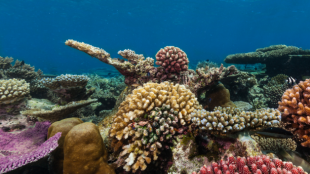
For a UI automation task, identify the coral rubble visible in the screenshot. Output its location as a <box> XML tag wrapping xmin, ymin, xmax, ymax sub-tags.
<box><xmin>278</xmin><ymin>78</ymin><xmax>310</xmax><ymax>148</ymax></box>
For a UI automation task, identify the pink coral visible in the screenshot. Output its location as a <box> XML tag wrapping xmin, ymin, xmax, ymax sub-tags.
<box><xmin>155</xmin><ymin>46</ymin><xmax>189</xmax><ymax>73</ymax></box>
<box><xmin>193</xmin><ymin>155</ymin><xmax>307</xmax><ymax>174</ymax></box>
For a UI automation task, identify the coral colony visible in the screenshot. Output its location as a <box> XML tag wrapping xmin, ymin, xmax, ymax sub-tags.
<box><xmin>0</xmin><ymin>43</ymin><xmax>310</xmax><ymax>174</ymax></box>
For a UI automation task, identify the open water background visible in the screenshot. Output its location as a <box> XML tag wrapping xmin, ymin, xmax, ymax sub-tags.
<box><xmin>0</xmin><ymin>0</ymin><xmax>309</xmax><ymax>74</ymax></box>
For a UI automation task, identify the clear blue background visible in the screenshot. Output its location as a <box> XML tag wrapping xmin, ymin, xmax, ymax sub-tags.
<box><xmin>0</xmin><ymin>0</ymin><xmax>309</xmax><ymax>74</ymax></box>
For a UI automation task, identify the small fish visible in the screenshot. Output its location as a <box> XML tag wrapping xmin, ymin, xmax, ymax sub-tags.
<box><xmin>20</xmin><ymin>60</ymin><xmax>25</xmax><ymax>66</ymax></box>
<box><xmin>255</xmin><ymin>67</ymin><xmax>257</xmax><ymax>70</ymax></box>
<box><xmin>206</xmin><ymin>59</ymin><xmax>209</xmax><ymax>62</ymax></box>
<box><xmin>131</xmin><ymin>83</ymin><xmax>140</xmax><ymax>87</ymax></box>
<box><xmin>108</xmin><ymin>73</ymin><xmax>111</xmax><ymax>75</ymax></box>
<box><xmin>277</xmin><ymin>149</ymin><xmax>310</xmax><ymax>172</ymax></box>
<box><xmin>286</xmin><ymin>76</ymin><xmax>296</xmax><ymax>85</ymax></box>
<box><xmin>147</xmin><ymin>72</ymin><xmax>150</xmax><ymax>77</ymax></box>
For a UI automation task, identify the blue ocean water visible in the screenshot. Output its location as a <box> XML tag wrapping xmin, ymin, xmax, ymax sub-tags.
<box><xmin>0</xmin><ymin>0</ymin><xmax>309</xmax><ymax>74</ymax></box>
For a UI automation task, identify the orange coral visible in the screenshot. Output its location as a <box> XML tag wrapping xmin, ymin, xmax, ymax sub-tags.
<box><xmin>278</xmin><ymin>79</ymin><xmax>310</xmax><ymax>147</ymax></box>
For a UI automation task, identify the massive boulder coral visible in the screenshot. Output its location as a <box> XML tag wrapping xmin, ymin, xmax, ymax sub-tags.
<box><xmin>278</xmin><ymin>78</ymin><xmax>310</xmax><ymax>148</ymax></box>
<box><xmin>191</xmin><ymin>106</ymin><xmax>281</xmax><ymax>134</ymax></box>
<box><xmin>109</xmin><ymin>82</ymin><xmax>201</xmax><ymax>172</ymax></box>
<box><xmin>0</xmin><ymin>78</ymin><xmax>30</xmax><ymax>104</ymax></box>
<box><xmin>224</xmin><ymin>45</ymin><xmax>310</xmax><ymax>77</ymax></box>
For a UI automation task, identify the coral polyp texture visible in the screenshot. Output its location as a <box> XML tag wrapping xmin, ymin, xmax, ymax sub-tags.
<box><xmin>155</xmin><ymin>46</ymin><xmax>189</xmax><ymax>73</ymax></box>
<box><xmin>40</xmin><ymin>74</ymin><xmax>89</xmax><ymax>90</ymax></box>
<box><xmin>278</xmin><ymin>78</ymin><xmax>310</xmax><ymax>148</ymax></box>
<box><xmin>191</xmin><ymin>106</ymin><xmax>281</xmax><ymax>134</ymax></box>
<box><xmin>109</xmin><ymin>82</ymin><xmax>201</xmax><ymax>172</ymax></box>
<box><xmin>0</xmin><ymin>78</ymin><xmax>30</xmax><ymax>104</ymax></box>
<box><xmin>251</xmin><ymin>135</ymin><xmax>297</xmax><ymax>152</ymax></box>
<box><xmin>192</xmin><ymin>155</ymin><xmax>307</xmax><ymax>174</ymax></box>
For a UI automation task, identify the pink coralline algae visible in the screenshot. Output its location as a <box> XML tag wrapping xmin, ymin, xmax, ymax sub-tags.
<box><xmin>192</xmin><ymin>155</ymin><xmax>307</xmax><ymax>174</ymax></box>
<box><xmin>155</xmin><ymin>46</ymin><xmax>189</xmax><ymax>73</ymax></box>
<box><xmin>0</xmin><ymin>121</ymin><xmax>61</xmax><ymax>173</ymax></box>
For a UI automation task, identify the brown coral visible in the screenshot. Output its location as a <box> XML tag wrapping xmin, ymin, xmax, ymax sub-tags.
<box><xmin>278</xmin><ymin>78</ymin><xmax>310</xmax><ymax>147</ymax></box>
<box><xmin>251</xmin><ymin>135</ymin><xmax>297</xmax><ymax>152</ymax></box>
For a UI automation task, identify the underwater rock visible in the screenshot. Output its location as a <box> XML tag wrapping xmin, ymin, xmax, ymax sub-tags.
<box><xmin>63</xmin><ymin>122</ymin><xmax>115</xmax><ymax>174</ymax></box>
<box><xmin>47</xmin><ymin>117</ymin><xmax>83</xmax><ymax>174</ymax></box>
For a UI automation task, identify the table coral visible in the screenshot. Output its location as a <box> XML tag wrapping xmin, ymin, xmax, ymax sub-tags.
<box><xmin>21</xmin><ymin>99</ymin><xmax>98</xmax><ymax>122</ymax></box>
<box><xmin>109</xmin><ymin>82</ymin><xmax>201</xmax><ymax>173</ymax></box>
<box><xmin>0</xmin><ymin>121</ymin><xmax>61</xmax><ymax>173</ymax></box>
<box><xmin>0</xmin><ymin>78</ymin><xmax>30</xmax><ymax>105</ymax></box>
<box><xmin>278</xmin><ymin>78</ymin><xmax>310</xmax><ymax>148</ymax></box>
<box><xmin>191</xmin><ymin>106</ymin><xmax>281</xmax><ymax>134</ymax></box>
<box><xmin>192</xmin><ymin>155</ymin><xmax>307</xmax><ymax>174</ymax></box>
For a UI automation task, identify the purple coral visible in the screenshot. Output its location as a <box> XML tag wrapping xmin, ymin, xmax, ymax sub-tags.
<box><xmin>0</xmin><ymin>121</ymin><xmax>61</xmax><ymax>173</ymax></box>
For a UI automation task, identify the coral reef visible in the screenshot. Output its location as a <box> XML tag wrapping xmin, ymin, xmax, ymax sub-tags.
<box><xmin>0</xmin><ymin>78</ymin><xmax>30</xmax><ymax>105</ymax></box>
<box><xmin>155</xmin><ymin>46</ymin><xmax>189</xmax><ymax>73</ymax></box>
<box><xmin>191</xmin><ymin>106</ymin><xmax>281</xmax><ymax>134</ymax></box>
<box><xmin>63</xmin><ymin>122</ymin><xmax>115</xmax><ymax>174</ymax></box>
<box><xmin>0</xmin><ymin>122</ymin><xmax>61</xmax><ymax>173</ymax></box>
<box><xmin>21</xmin><ymin>99</ymin><xmax>98</xmax><ymax>122</ymax></box>
<box><xmin>263</xmin><ymin>74</ymin><xmax>290</xmax><ymax>108</ymax></box>
<box><xmin>278</xmin><ymin>78</ymin><xmax>310</xmax><ymax>148</ymax></box>
<box><xmin>47</xmin><ymin>118</ymin><xmax>84</xmax><ymax>174</ymax></box>
<box><xmin>196</xmin><ymin>61</ymin><xmax>218</xmax><ymax>70</ymax></box>
<box><xmin>248</xmin><ymin>86</ymin><xmax>268</xmax><ymax>110</ymax></box>
<box><xmin>224</xmin><ymin>45</ymin><xmax>310</xmax><ymax>77</ymax></box>
<box><xmin>192</xmin><ymin>155</ymin><xmax>308</xmax><ymax>174</ymax></box>
<box><xmin>109</xmin><ymin>82</ymin><xmax>201</xmax><ymax>172</ymax></box>
<box><xmin>251</xmin><ymin>135</ymin><xmax>297</xmax><ymax>152</ymax></box>
<box><xmin>0</xmin><ymin>56</ymin><xmax>42</xmax><ymax>81</ymax></box>
<box><xmin>234</xmin><ymin>101</ymin><xmax>253</xmax><ymax>111</ymax></box>
<box><xmin>40</xmin><ymin>74</ymin><xmax>93</xmax><ymax>104</ymax></box>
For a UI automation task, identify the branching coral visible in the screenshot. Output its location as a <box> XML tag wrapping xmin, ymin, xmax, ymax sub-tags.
<box><xmin>0</xmin><ymin>79</ymin><xmax>30</xmax><ymax>105</ymax></box>
<box><xmin>191</xmin><ymin>106</ymin><xmax>281</xmax><ymax>134</ymax></box>
<box><xmin>187</xmin><ymin>64</ymin><xmax>238</xmax><ymax>95</ymax></box>
<box><xmin>155</xmin><ymin>46</ymin><xmax>189</xmax><ymax>73</ymax></box>
<box><xmin>109</xmin><ymin>82</ymin><xmax>201</xmax><ymax>172</ymax></box>
<box><xmin>278</xmin><ymin>78</ymin><xmax>310</xmax><ymax>148</ymax></box>
<box><xmin>251</xmin><ymin>135</ymin><xmax>297</xmax><ymax>152</ymax></box>
<box><xmin>0</xmin><ymin>56</ymin><xmax>42</xmax><ymax>81</ymax></box>
<box><xmin>192</xmin><ymin>155</ymin><xmax>307</xmax><ymax>174</ymax></box>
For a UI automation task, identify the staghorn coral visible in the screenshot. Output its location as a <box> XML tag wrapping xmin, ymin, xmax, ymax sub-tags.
<box><xmin>251</xmin><ymin>135</ymin><xmax>297</xmax><ymax>152</ymax></box>
<box><xmin>192</xmin><ymin>155</ymin><xmax>308</xmax><ymax>174</ymax></box>
<box><xmin>109</xmin><ymin>82</ymin><xmax>201</xmax><ymax>172</ymax></box>
<box><xmin>155</xmin><ymin>46</ymin><xmax>189</xmax><ymax>73</ymax></box>
<box><xmin>278</xmin><ymin>79</ymin><xmax>310</xmax><ymax>148</ymax></box>
<box><xmin>21</xmin><ymin>99</ymin><xmax>98</xmax><ymax>122</ymax></box>
<box><xmin>0</xmin><ymin>78</ymin><xmax>30</xmax><ymax>105</ymax></box>
<box><xmin>191</xmin><ymin>106</ymin><xmax>281</xmax><ymax>135</ymax></box>
<box><xmin>224</xmin><ymin>45</ymin><xmax>310</xmax><ymax>77</ymax></box>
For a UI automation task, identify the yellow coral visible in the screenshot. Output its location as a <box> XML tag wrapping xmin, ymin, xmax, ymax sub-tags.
<box><xmin>0</xmin><ymin>78</ymin><xmax>29</xmax><ymax>104</ymax></box>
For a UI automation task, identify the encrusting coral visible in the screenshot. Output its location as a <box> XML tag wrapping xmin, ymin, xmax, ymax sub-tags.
<box><xmin>109</xmin><ymin>82</ymin><xmax>201</xmax><ymax>173</ymax></box>
<box><xmin>191</xmin><ymin>106</ymin><xmax>281</xmax><ymax>134</ymax></box>
<box><xmin>0</xmin><ymin>78</ymin><xmax>30</xmax><ymax>105</ymax></box>
<box><xmin>251</xmin><ymin>135</ymin><xmax>297</xmax><ymax>152</ymax></box>
<box><xmin>278</xmin><ymin>78</ymin><xmax>310</xmax><ymax>148</ymax></box>
<box><xmin>21</xmin><ymin>99</ymin><xmax>98</xmax><ymax>122</ymax></box>
<box><xmin>192</xmin><ymin>155</ymin><xmax>308</xmax><ymax>174</ymax></box>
